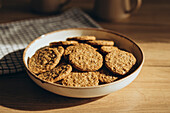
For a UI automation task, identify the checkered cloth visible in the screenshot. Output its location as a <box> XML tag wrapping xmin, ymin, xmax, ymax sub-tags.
<box><xmin>0</xmin><ymin>8</ymin><xmax>101</xmax><ymax>75</ymax></box>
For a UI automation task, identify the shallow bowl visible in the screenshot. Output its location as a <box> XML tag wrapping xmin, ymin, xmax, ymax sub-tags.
<box><xmin>23</xmin><ymin>28</ymin><xmax>144</xmax><ymax>98</ymax></box>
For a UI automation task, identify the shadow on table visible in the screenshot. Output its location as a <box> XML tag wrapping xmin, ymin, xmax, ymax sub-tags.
<box><xmin>0</xmin><ymin>49</ymin><xmax>25</xmax><ymax>75</ymax></box>
<box><xmin>0</xmin><ymin>71</ymin><xmax>104</xmax><ymax>111</ymax></box>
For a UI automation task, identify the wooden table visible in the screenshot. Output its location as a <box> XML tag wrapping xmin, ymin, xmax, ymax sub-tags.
<box><xmin>0</xmin><ymin>0</ymin><xmax>170</xmax><ymax>112</ymax></box>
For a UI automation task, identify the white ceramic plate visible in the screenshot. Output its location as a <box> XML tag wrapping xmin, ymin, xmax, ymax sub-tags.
<box><xmin>23</xmin><ymin>28</ymin><xmax>144</xmax><ymax>98</ymax></box>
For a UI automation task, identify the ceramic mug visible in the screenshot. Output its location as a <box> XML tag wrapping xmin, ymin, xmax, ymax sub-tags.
<box><xmin>94</xmin><ymin>0</ymin><xmax>142</xmax><ymax>21</ymax></box>
<box><xmin>31</xmin><ymin>0</ymin><xmax>70</xmax><ymax>13</ymax></box>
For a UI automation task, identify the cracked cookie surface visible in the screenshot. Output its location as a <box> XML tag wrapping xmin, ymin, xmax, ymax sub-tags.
<box><xmin>38</xmin><ymin>63</ymin><xmax>72</xmax><ymax>82</ymax></box>
<box><xmin>50</xmin><ymin>41</ymin><xmax>79</xmax><ymax>46</ymax></box>
<box><xmin>105</xmin><ymin>50</ymin><xmax>136</xmax><ymax>75</ymax></box>
<box><xmin>29</xmin><ymin>46</ymin><xmax>62</xmax><ymax>74</ymax></box>
<box><xmin>63</xmin><ymin>43</ymin><xmax>97</xmax><ymax>60</ymax></box>
<box><xmin>100</xmin><ymin>46</ymin><xmax>118</xmax><ymax>54</ymax></box>
<box><xmin>98</xmin><ymin>68</ymin><xmax>118</xmax><ymax>83</ymax></box>
<box><xmin>62</xmin><ymin>72</ymin><xmax>99</xmax><ymax>87</ymax></box>
<box><xmin>69</xmin><ymin>49</ymin><xmax>103</xmax><ymax>71</ymax></box>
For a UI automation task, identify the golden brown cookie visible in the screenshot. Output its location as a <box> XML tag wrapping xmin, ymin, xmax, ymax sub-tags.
<box><xmin>100</xmin><ymin>46</ymin><xmax>119</xmax><ymax>54</ymax></box>
<box><xmin>105</xmin><ymin>50</ymin><xmax>136</xmax><ymax>75</ymax></box>
<box><xmin>87</xmin><ymin>40</ymin><xmax>114</xmax><ymax>46</ymax></box>
<box><xmin>63</xmin><ymin>43</ymin><xmax>97</xmax><ymax>59</ymax></box>
<box><xmin>69</xmin><ymin>49</ymin><xmax>103</xmax><ymax>71</ymax></box>
<box><xmin>56</xmin><ymin>46</ymin><xmax>64</xmax><ymax>55</ymax></box>
<box><xmin>38</xmin><ymin>71</ymin><xmax>54</xmax><ymax>82</ymax></box>
<box><xmin>63</xmin><ymin>46</ymin><xmax>75</xmax><ymax>57</ymax></box>
<box><xmin>28</xmin><ymin>46</ymin><xmax>62</xmax><ymax>74</ymax></box>
<box><xmin>98</xmin><ymin>68</ymin><xmax>118</xmax><ymax>83</ymax></box>
<box><xmin>49</xmin><ymin>41</ymin><xmax>79</xmax><ymax>46</ymax></box>
<box><xmin>62</xmin><ymin>72</ymin><xmax>99</xmax><ymax>87</ymax></box>
<box><xmin>66</xmin><ymin>36</ymin><xmax>96</xmax><ymax>41</ymax></box>
<box><xmin>37</xmin><ymin>63</ymin><xmax>72</xmax><ymax>82</ymax></box>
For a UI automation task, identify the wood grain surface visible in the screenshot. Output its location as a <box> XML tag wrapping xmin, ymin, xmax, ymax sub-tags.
<box><xmin>0</xmin><ymin>0</ymin><xmax>170</xmax><ymax>113</ymax></box>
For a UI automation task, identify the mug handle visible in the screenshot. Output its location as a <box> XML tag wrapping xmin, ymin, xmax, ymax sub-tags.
<box><xmin>126</xmin><ymin>0</ymin><xmax>142</xmax><ymax>13</ymax></box>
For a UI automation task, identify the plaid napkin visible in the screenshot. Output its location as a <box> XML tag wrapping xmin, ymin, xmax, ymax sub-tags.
<box><xmin>0</xmin><ymin>8</ymin><xmax>101</xmax><ymax>75</ymax></box>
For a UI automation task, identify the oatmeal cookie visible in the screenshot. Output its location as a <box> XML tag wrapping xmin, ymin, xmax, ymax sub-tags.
<box><xmin>63</xmin><ymin>43</ymin><xmax>97</xmax><ymax>59</ymax></box>
<box><xmin>49</xmin><ymin>41</ymin><xmax>79</xmax><ymax>46</ymax></box>
<box><xmin>56</xmin><ymin>46</ymin><xmax>64</xmax><ymax>55</ymax></box>
<box><xmin>87</xmin><ymin>40</ymin><xmax>114</xmax><ymax>46</ymax></box>
<box><xmin>105</xmin><ymin>50</ymin><xmax>136</xmax><ymax>75</ymax></box>
<box><xmin>98</xmin><ymin>68</ymin><xmax>118</xmax><ymax>83</ymax></box>
<box><xmin>38</xmin><ymin>63</ymin><xmax>72</xmax><ymax>82</ymax></box>
<box><xmin>69</xmin><ymin>49</ymin><xmax>103</xmax><ymax>71</ymax></box>
<box><xmin>38</xmin><ymin>71</ymin><xmax>54</xmax><ymax>82</ymax></box>
<box><xmin>100</xmin><ymin>46</ymin><xmax>118</xmax><ymax>54</ymax></box>
<box><xmin>66</xmin><ymin>36</ymin><xmax>96</xmax><ymax>41</ymax></box>
<box><xmin>28</xmin><ymin>46</ymin><xmax>62</xmax><ymax>74</ymax></box>
<box><xmin>62</xmin><ymin>72</ymin><xmax>99</xmax><ymax>87</ymax></box>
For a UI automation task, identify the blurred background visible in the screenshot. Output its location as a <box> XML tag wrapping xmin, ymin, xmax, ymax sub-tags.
<box><xmin>1</xmin><ymin>0</ymin><xmax>169</xmax><ymax>41</ymax></box>
<box><xmin>0</xmin><ymin>0</ymin><xmax>96</xmax><ymax>22</ymax></box>
<box><xmin>0</xmin><ymin>0</ymin><xmax>169</xmax><ymax>24</ymax></box>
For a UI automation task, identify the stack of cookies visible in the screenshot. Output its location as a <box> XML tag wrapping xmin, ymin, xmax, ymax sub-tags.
<box><xmin>28</xmin><ymin>36</ymin><xmax>136</xmax><ymax>87</ymax></box>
